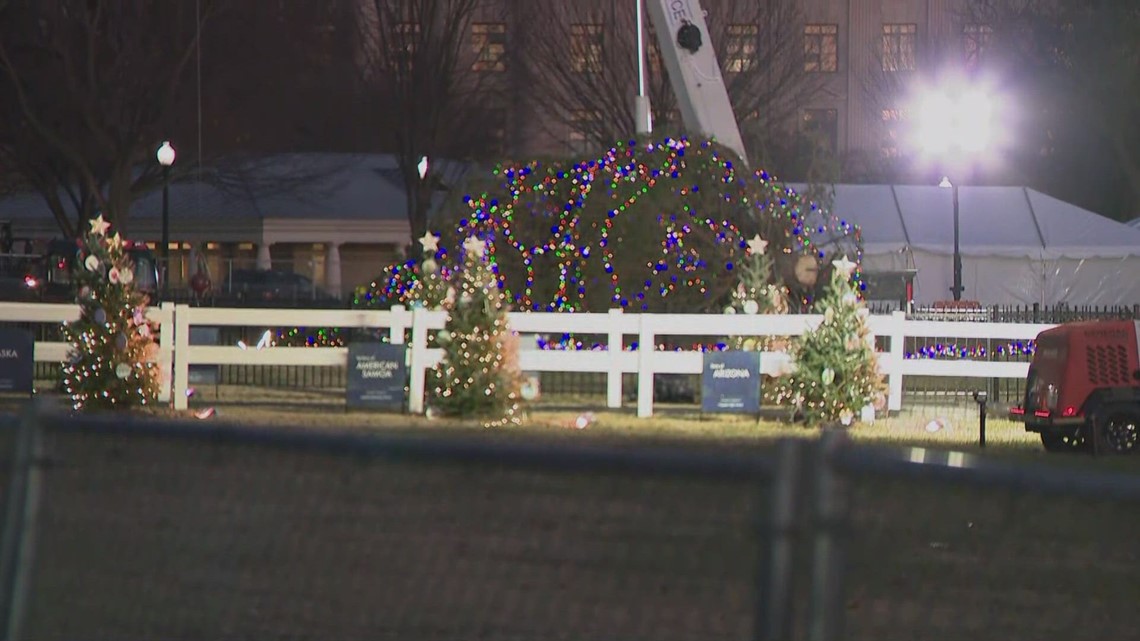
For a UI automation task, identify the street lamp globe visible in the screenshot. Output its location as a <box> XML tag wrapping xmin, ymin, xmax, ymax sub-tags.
<box><xmin>915</xmin><ymin>84</ymin><xmax>994</xmax><ymax>158</ymax></box>
<box><xmin>156</xmin><ymin>141</ymin><xmax>176</xmax><ymax>167</ymax></box>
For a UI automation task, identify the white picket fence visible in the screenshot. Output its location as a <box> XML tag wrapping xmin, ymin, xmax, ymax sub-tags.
<box><xmin>0</xmin><ymin>302</ymin><xmax>1054</xmax><ymax>417</ymax></box>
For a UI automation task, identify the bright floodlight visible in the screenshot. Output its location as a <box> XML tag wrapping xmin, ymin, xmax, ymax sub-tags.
<box><xmin>417</xmin><ymin>155</ymin><xmax>429</xmax><ymax>179</ymax></box>
<box><xmin>156</xmin><ymin>141</ymin><xmax>176</xmax><ymax>166</ymax></box>
<box><xmin>916</xmin><ymin>83</ymin><xmax>995</xmax><ymax>157</ymax></box>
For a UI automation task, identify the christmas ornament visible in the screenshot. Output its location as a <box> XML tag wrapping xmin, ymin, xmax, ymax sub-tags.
<box><xmin>115</xmin><ymin>363</ymin><xmax>131</xmax><ymax>379</ymax></box>
<box><xmin>93</xmin><ymin>308</ymin><xmax>107</xmax><ymax>325</ymax></box>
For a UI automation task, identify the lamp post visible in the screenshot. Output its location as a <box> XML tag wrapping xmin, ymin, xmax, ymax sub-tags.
<box><xmin>939</xmin><ymin>176</ymin><xmax>963</xmax><ymax>300</ymax></box>
<box><xmin>411</xmin><ymin>155</ymin><xmax>429</xmax><ymax>254</ymax></box>
<box><xmin>916</xmin><ymin>85</ymin><xmax>994</xmax><ymax>301</ymax></box>
<box><xmin>156</xmin><ymin>141</ymin><xmax>176</xmax><ymax>298</ymax></box>
<box><xmin>633</xmin><ymin>0</ymin><xmax>652</xmax><ymax>136</ymax></box>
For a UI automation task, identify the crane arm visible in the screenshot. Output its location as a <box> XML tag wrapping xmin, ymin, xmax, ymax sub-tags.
<box><xmin>644</xmin><ymin>0</ymin><xmax>748</xmax><ymax>166</ymax></box>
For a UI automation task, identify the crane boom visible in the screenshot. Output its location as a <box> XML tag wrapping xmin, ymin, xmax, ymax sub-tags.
<box><xmin>644</xmin><ymin>0</ymin><xmax>748</xmax><ymax>165</ymax></box>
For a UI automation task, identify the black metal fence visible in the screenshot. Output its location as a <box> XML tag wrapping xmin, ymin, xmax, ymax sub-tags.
<box><xmin>2</xmin><ymin>403</ymin><xmax>1140</xmax><ymax>640</ymax></box>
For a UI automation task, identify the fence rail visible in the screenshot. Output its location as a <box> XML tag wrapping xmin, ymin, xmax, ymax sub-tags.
<box><xmin>0</xmin><ymin>302</ymin><xmax>1063</xmax><ymax>417</ymax></box>
<box><xmin>2</xmin><ymin>404</ymin><xmax>1140</xmax><ymax>640</ymax></box>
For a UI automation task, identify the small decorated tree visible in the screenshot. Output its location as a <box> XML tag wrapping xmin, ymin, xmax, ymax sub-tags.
<box><xmin>405</xmin><ymin>231</ymin><xmax>451</xmax><ymax>309</ymax></box>
<box><xmin>61</xmin><ymin>215</ymin><xmax>162</xmax><ymax>411</ymax></box>
<box><xmin>771</xmin><ymin>256</ymin><xmax>885</xmax><ymax>426</ymax></box>
<box><xmin>724</xmin><ymin>233</ymin><xmax>789</xmax><ymax>351</ymax></box>
<box><xmin>428</xmin><ymin>235</ymin><xmax>523</xmax><ymax>426</ymax></box>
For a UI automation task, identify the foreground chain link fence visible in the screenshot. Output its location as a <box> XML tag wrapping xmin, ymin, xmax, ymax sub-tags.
<box><xmin>1</xmin><ymin>402</ymin><xmax>1140</xmax><ymax>640</ymax></box>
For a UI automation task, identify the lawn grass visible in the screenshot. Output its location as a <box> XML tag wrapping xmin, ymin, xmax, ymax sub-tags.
<box><xmin>6</xmin><ymin>386</ymin><xmax>1140</xmax><ymax>640</ymax></box>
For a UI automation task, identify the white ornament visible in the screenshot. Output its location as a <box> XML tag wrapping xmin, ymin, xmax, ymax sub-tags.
<box><xmin>520</xmin><ymin>377</ymin><xmax>539</xmax><ymax>401</ymax></box>
<box><xmin>742</xmin><ymin>299</ymin><xmax>760</xmax><ymax>315</ymax></box>
<box><xmin>119</xmin><ymin>267</ymin><xmax>133</xmax><ymax>285</ymax></box>
<box><xmin>925</xmin><ymin>418</ymin><xmax>949</xmax><ymax>433</ymax></box>
<box><xmin>723</xmin><ymin>306</ymin><xmax>737</xmax><ymax>314</ymax></box>
<box><xmin>746</xmin><ymin>234</ymin><xmax>768</xmax><ymax>256</ymax></box>
<box><xmin>839</xmin><ymin>408</ymin><xmax>855</xmax><ymax>426</ymax></box>
<box><xmin>84</xmin><ymin>254</ymin><xmax>100</xmax><ymax>272</ymax></box>
<box><xmin>462</xmin><ymin>235</ymin><xmax>487</xmax><ymax>258</ymax></box>
<box><xmin>822</xmin><ymin>368</ymin><xmax>836</xmax><ymax>385</ymax></box>
<box><xmin>419</xmin><ymin>231</ymin><xmax>440</xmax><ymax>253</ymax></box>
<box><xmin>115</xmin><ymin>363</ymin><xmax>131</xmax><ymax>379</ymax></box>
<box><xmin>421</xmin><ymin>258</ymin><xmax>438</xmax><ymax>275</ymax></box>
<box><xmin>861</xmin><ymin>404</ymin><xmax>876</xmax><ymax>424</ymax></box>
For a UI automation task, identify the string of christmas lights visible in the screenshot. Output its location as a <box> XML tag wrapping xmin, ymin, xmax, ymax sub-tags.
<box><xmin>905</xmin><ymin>341</ymin><xmax>1036</xmax><ymax>359</ymax></box>
<box><xmin>358</xmin><ymin>136</ymin><xmax>861</xmax><ymax>313</ymax></box>
<box><xmin>61</xmin><ymin>215</ymin><xmax>162</xmax><ymax>411</ymax></box>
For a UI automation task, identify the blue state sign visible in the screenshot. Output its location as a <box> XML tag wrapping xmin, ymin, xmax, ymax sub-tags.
<box><xmin>701</xmin><ymin>351</ymin><xmax>761</xmax><ymax>413</ymax></box>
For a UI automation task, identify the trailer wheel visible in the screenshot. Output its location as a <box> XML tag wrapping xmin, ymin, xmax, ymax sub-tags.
<box><xmin>1040</xmin><ymin>429</ymin><xmax>1087</xmax><ymax>453</ymax></box>
<box><xmin>1096</xmin><ymin>410</ymin><xmax>1140</xmax><ymax>454</ymax></box>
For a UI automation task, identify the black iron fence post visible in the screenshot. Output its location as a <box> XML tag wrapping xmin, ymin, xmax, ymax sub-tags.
<box><xmin>754</xmin><ymin>438</ymin><xmax>805</xmax><ymax>641</ymax></box>
<box><xmin>973</xmin><ymin>391</ymin><xmax>988</xmax><ymax>448</ymax></box>
<box><xmin>806</xmin><ymin>430</ymin><xmax>852</xmax><ymax>641</ymax></box>
<box><xmin>0</xmin><ymin>401</ymin><xmax>45</xmax><ymax>641</ymax></box>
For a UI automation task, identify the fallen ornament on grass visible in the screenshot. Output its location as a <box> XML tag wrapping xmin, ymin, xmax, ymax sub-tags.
<box><xmin>925</xmin><ymin>418</ymin><xmax>950</xmax><ymax>433</ymax></box>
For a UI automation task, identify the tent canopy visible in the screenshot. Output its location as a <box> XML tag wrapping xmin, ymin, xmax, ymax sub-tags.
<box><xmin>799</xmin><ymin>184</ymin><xmax>1140</xmax><ymax>260</ymax></box>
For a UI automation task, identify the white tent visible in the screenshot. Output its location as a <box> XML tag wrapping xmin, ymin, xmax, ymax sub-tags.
<box><xmin>816</xmin><ymin>184</ymin><xmax>1140</xmax><ymax>306</ymax></box>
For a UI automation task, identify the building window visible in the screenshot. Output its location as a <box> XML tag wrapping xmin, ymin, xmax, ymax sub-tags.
<box><xmin>725</xmin><ymin>24</ymin><xmax>759</xmax><ymax>73</ymax></box>
<box><xmin>568</xmin><ymin>109</ymin><xmax>601</xmax><ymax>153</ymax></box>
<box><xmin>880</xmin><ymin>108</ymin><xmax>907</xmax><ymax>157</ymax></box>
<box><xmin>471</xmin><ymin>23</ymin><xmax>507</xmax><ymax>72</ymax></box>
<box><xmin>802</xmin><ymin>108</ymin><xmax>839</xmax><ymax>154</ymax></box>
<box><xmin>963</xmin><ymin>23</ymin><xmax>992</xmax><ymax>70</ymax></box>
<box><xmin>881</xmin><ymin>23</ymin><xmax>916</xmax><ymax>71</ymax></box>
<box><xmin>653</xmin><ymin>109</ymin><xmax>682</xmax><ymax>128</ymax></box>
<box><xmin>804</xmin><ymin>24</ymin><xmax>838</xmax><ymax>72</ymax></box>
<box><xmin>390</xmin><ymin>22</ymin><xmax>420</xmax><ymax>71</ymax></box>
<box><xmin>570</xmin><ymin>24</ymin><xmax>604</xmax><ymax>73</ymax></box>
<box><xmin>486</xmin><ymin>107</ymin><xmax>507</xmax><ymax>154</ymax></box>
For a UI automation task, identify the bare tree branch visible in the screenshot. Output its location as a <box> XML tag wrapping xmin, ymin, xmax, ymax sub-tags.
<box><xmin>520</xmin><ymin>0</ymin><xmax>821</xmax><ymax>163</ymax></box>
<box><xmin>0</xmin><ymin>0</ymin><xmax>216</xmax><ymax>235</ymax></box>
<box><xmin>353</xmin><ymin>0</ymin><xmax>507</xmax><ymax>248</ymax></box>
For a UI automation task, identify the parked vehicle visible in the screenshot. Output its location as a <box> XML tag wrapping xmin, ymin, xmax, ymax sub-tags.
<box><xmin>0</xmin><ymin>237</ymin><xmax>160</xmax><ymax>303</ymax></box>
<box><xmin>1010</xmin><ymin>320</ymin><xmax>1140</xmax><ymax>453</ymax></box>
<box><xmin>219</xmin><ymin>269</ymin><xmax>339</xmax><ymax>306</ymax></box>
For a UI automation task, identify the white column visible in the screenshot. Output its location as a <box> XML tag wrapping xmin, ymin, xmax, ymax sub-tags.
<box><xmin>326</xmin><ymin>241</ymin><xmax>342</xmax><ymax>297</ymax></box>
<box><xmin>256</xmin><ymin>242</ymin><xmax>273</xmax><ymax>270</ymax></box>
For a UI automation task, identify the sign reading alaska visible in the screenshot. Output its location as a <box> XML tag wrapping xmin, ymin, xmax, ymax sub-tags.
<box><xmin>0</xmin><ymin>328</ymin><xmax>33</xmax><ymax>394</ymax></box>
<box><xmin>701</xmin><ymin>351</ymin><xmax>761</xmax><ymax>413</ymax></box>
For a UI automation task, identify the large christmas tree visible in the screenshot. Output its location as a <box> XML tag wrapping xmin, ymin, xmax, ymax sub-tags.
<box><xmin>428</xmin><ymin>235</ymin><xmax>523</xmax><ymax>427</ymax></box>
<box><xmin>61</xmin><ymin>215</ymin><xmax>162</xmax><ymax>411</ymax></box>
<box><xmin>771</xmin><ymin>256</ymin><xmax>885</xmax><ymax>426</ymax></box>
